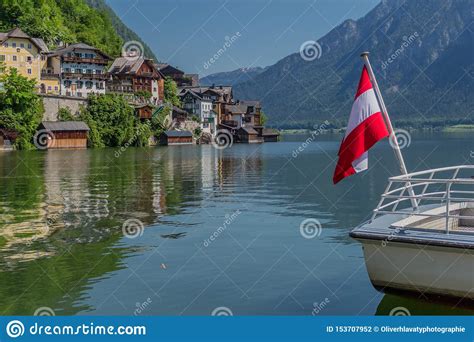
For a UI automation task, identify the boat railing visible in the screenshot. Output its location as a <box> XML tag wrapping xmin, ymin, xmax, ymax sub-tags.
<box><xmin>372</xmin><ymin>165</ymin><xmax>474</xmax><ymax>233</ymax></box>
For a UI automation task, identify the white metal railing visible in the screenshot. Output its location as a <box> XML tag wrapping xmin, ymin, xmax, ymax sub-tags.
<box><xmin>372</xmin><ymin>165</ymin><xmax>474</xmax><ymax>234</ymax></box>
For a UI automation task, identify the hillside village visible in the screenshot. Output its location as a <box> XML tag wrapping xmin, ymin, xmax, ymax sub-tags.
<box><xmin>0</xmin><ymin>27</ymin><xmax>279</xmax><ymax>150</ymax></box>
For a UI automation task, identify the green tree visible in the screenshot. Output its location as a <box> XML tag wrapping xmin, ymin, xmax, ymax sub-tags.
<box><xmin>163</xmin><ymin>77</ymin><xmax>181</xmax><ymax>107</ymax></box>
<box><xmin>58</xmin><ymin>107</ymin><xmax>75</xmax><ymax>121</ymax></box>
<box><xmin>0</xmin><ymin>68</ymin><xmax>43</xmax><ymax>149</ymax></box>
<box><xmin>80</xmin><ymin>94</ymin><xmax>137</xmax><ymax>147</ymax></box>
<box><xmin>260</xmin><ymin>110</ymin><xmax>268</xmax><ymax>126</ymax></box>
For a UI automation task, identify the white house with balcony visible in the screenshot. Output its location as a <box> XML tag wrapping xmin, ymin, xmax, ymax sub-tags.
<box><xmin>180</xmin><ymin>89</ymin><xmax>216</xmax><ymax>134</ymax></box>
<box><xmin>45</xmin><ymin>43</ymin><xmax>111</xmax><ymax>97</ymax></box>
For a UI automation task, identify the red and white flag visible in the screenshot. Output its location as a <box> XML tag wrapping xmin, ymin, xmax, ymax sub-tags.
<box><xmin>333</xmin><ymin>66</ymin><xmax>389</xmax><ymax>184</ymax></box>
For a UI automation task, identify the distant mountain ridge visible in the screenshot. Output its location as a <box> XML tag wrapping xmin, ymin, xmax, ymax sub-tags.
<box><xmin>234</xmin><ymin>0</ymin><xmax>473</xmax><ymax>128</ymax></box>
<box><xmin>200</xmin><ymin>67</ymin><xmax>266</xmax><ymax>86</ymax></box>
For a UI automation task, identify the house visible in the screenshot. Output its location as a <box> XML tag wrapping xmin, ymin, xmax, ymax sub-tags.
<box><xmin>260</xmin><ymin>128</ymin><xmax>280</xmax><ymax>142</ymax></box>
<box><xmin>43</xmin><ymin>43</ymin><xmax>110</xmax><ymax>97</ymax></box>
<box><xmin>180</xmin><ymin>89</ymin><xmax>216</xmax><ymax>134</ymax></box>
<box><xmin>238</xmin><ymin>100</ymin><xmax>262</xmax><ymax>127</ymax></box>
<box><xmin>156</xmin><ymin>64</ymin><xmax>195</xmax><ymax>87</ymax></box>
<box><xmin>38</xmin><ymin>121</ymin><xmax>90</xmax><ymax>149</ymax></box>
<box><xmin>108</xmin><ymin>56</ymin><xmax>164</xmax><ymax>104</ymax></box>
<box><xmin>134</xmin><ymin>104</ymin><xmax>155</xmax><ymax>120</ymax></box>
<box><xmin>0</xmin><ymin>129</ymin><xmax>18</xmax><ymax>150</ymax></box>
<box><xmin>236</xmin><ymin>126</ymin><xmax>262</xmax><ymax>143</ymax></box>
<box><xmin>180</xmin><ymin>85</ymin><xmax>234</xmax><ymax>124</ymax></box>
<box><xmin>0</xmin><ymin>28</ymin><xmax>48</xmax><ymax>87</ymax></box>
<box><xmin>160</xmin><ymin>130</ymin><xmax>193</xmax><ymax>146</ymax></box>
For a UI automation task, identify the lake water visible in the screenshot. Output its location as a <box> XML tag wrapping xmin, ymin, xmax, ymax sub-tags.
<box><xmin>0</xmin><ymin>132</ymin><xmax>473</xmax><ymax>316</ymax></box>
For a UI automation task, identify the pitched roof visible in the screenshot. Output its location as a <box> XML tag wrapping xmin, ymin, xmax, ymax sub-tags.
<box><xmin>5</xmin><ymin>27</ymin><xmax>29</xmax><ymax>39</ymax></box>
<box><xmin>109</xmin><ymin>57</ymin><xmax>163</xmax><ymax>78</ymax></box>
<box><xmin>226</xmin><ymin>104</ymin><xmax>247</xmax><ymax>114</ymax></box>
<box><xmin>262</xmin><ymin>128</ymin><xmax>280</xmax><ymax>136</ymax></box>
<box><xmin>50</xmin><ymin>43</ymin><xmax>110</xmax><ymax>59</ymax></box>
<box><xmin>31</xmin><ymin>38</ymin><xmax>48</xmax><ymax>52</ymax></box>
<box><xmin>164</xmin><ymin>130</ymin><xmax>192</xmax><ymax>137</ymax></box>
<box><xmin>40</xmin><ymin>121</ymin><xmax>90</xmax><ymax>132</ymax></box>
<box><xmin>0</xmin><ymin>27</ymin><xmax>48</xmax><ymax>52</ymax></box>
<box><xmin>239</xmin><ymin>127</ymin><xmax>258</xmax><ymax>135</ymax></box>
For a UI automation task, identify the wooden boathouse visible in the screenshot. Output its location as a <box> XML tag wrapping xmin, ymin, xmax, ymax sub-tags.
<box><xmin>37</xmin><ymin>121</ymin><xmax>90</xmax><ymax>149</ymax></box>
<box><xmin>160</xmin><ymin>130</ymin><xmax>193</xmax><ymax>146</ymax></box>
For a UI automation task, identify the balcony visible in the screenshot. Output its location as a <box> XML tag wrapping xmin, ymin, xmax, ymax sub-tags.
<box><xmin>41</xmin><ymin>72</ymin><xmax>60</xmax><ymax>79</ymax></box>
<box><xmin>62</xmin><ymin>56</ymin><xmax>109</xmax><ymax>65</ymax></box>
<box><xmin>221</xmin><ymin>120</ymin><xmax>238</xmax><ymax>127</ymax></box>
<box><xmin>62</xmin><ymin>72</ymin><xmax>108</xmax><ymax>80</ymax></box>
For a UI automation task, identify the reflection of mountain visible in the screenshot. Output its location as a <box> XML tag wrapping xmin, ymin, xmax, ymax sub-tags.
<box><xmin>376</xmin><ymin>293</ymin><xmax>474</xmax><ymax>316</ymax></box>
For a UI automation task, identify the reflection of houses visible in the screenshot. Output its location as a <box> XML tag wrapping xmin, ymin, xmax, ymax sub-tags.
<box><xmin>180</xmin><ymin>89</ymin><xmax>216</xmax><ymax>134</ymax></box>
<box><xmin>0</xmin><ymin>27</ymin><xmax>49</xmax><ymax>88</ymax></box>
<box><xmin>156</xmin><ymin>63</ymin><xmax>198</xmax><ymax>87</ymax></box>
<box><xmin>38</xmin><ymin>121</ymin><xmax>90</xmax><ymax>149</ymax></box>
<box><xmin>108</xmin><ymin>56</ymin><xmax>164</xmax><ymax>104</ymax></box>
<box><xmin>43</xmin><ymin>43</ymin><xmax>110</xmax><ymax>97</ymax></box>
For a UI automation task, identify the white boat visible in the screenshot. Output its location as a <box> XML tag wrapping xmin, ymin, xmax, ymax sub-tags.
<box><xmin>351</xmin><ymin>165</ymin><xmax>474</xmax><ymax>299</ymax></box>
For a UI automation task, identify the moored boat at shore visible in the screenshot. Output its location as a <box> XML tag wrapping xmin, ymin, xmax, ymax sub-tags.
<box><xmin>351</xmin><ymin>165</ymin><xmax>474</xmax><ymax>299</ymax></box>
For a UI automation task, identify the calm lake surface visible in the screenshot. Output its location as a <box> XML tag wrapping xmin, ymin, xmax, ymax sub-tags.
<box><xmin>0</xmin><ymin>132</ymin><xmax>473</xmax><ymax>316</ymax></box>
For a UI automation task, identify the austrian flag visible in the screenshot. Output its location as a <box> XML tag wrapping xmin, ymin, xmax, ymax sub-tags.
<box><xmin>333</xmin><ymin>66</ymin><xmax>389</xmax><ymax>184</ymax></box>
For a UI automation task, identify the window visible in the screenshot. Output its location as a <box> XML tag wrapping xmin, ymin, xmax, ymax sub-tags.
<box><xmin>28</xmin><ymin>43</ymin><xmax>32</xmax><ymax>49</ymax></box>
<box><xmin>27</xmin><ymin>69</ymin><xmax>32</xmax><ymax>74</ymax></box>
<box><xmin>77</xmin><ymin>81</ymin><xmax>84</xmax><ymax>88</ymax></box>
<box><xmin>27</xmin><ymin>56</ymin><xmax>32</xmax><ymax>62</ymax></box>
<box><xmin>41</xmin><ymin>55</ymin><xmax>46</xmax><ymax>61</ymax></box>
<box><xmin>3</xmin><ymin>43</ymin><xmax>7</xmax><ymax>47</ymax></box>
<box><xmin>12</xmin><ymin>43</ymin><xmax>16</xmax><ymax>48</ymax></box>
<box><xmin>20</xmin><ymin>43</ymin><xmax>24</xmax><ymax>48</ymax></box>
<box><xmin>48</xmin><ymin>86</ymin><xmax>52</xmax><ymax>90</ymax></box>
<box><xmin>0</xmin><ymin>55</ymin><xmax>5</xmax><ymax>61</ymax></box>
<box><xmin>12</xmin><ymin>55</ymin><xmax>17</xmax><ymax>61</ymax></box>
<box><xmin>54</xmin><ymin>86</ymin><xmax>58</xmax><ymax>91</ymax></box>
<box><xmin>86</xmin><ymin>81</ymin><xmax>93</xmax><ymax>89</ymax></box>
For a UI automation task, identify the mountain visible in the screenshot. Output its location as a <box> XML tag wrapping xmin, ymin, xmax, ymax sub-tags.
<box><xmin>200</xmin><ymin>67</ymin><xmax>266</xmax><ymax>86</ymax></box>
<box><xmin>84</xmin><ymin>0</ymin><xmax>158</xmax><ymax>61</ymax></box>
<box><xmin>234</xmin><ymin>0</ymin><xmax>474</xmax><ymax>128</ymax></box>
<box><xmin>0</xmin><ymin>0</ymin><xmax>157</xmax><ymax>60</ymax></box>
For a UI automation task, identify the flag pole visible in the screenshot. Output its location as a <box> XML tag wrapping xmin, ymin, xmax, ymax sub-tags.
<box><xmin>360</xmin><ymin>52</ymin><xmax>418</xmax><ymax>210</ymax></box>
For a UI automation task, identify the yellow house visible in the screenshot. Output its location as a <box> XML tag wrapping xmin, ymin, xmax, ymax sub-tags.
<box><xmin>0</xmin><ymin>27</ymin><xmax>59</xmax><ymax>94</ymax></box>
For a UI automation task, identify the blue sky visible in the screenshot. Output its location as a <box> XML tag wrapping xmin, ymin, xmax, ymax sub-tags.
<box><xmin>107</xmin><ymin>0</ymin><xmax>379</xmax><ymax>76</ymax></box>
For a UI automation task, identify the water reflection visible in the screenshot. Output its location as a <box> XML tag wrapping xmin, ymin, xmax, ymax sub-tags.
<box><xmin>376</xmin><ymin>293</ymin><xmax>474</xmax><ymax>315</ymax></box>
<box><xmin>0</xmin><ymin>133</ymin><xmax>472</xmax><ymax>315</ymax></box>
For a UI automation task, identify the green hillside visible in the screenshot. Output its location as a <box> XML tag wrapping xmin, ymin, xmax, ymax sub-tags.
<box><xmin>0</xmin><ymin>0</ymin><xmax>156</xmax><ymax>60</ymax></box>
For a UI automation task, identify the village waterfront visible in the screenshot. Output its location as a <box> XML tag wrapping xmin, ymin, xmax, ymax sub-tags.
<box><xmin>0</xmin><ymin>131</ymin><xmax>473</xmax><ymax>316</ymax></box>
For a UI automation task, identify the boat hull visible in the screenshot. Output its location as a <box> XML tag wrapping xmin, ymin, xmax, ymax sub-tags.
<box><xmin>356</xmin><ymin>238</ymin><xmax>474</xmax><ymax>299</ymax></box>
